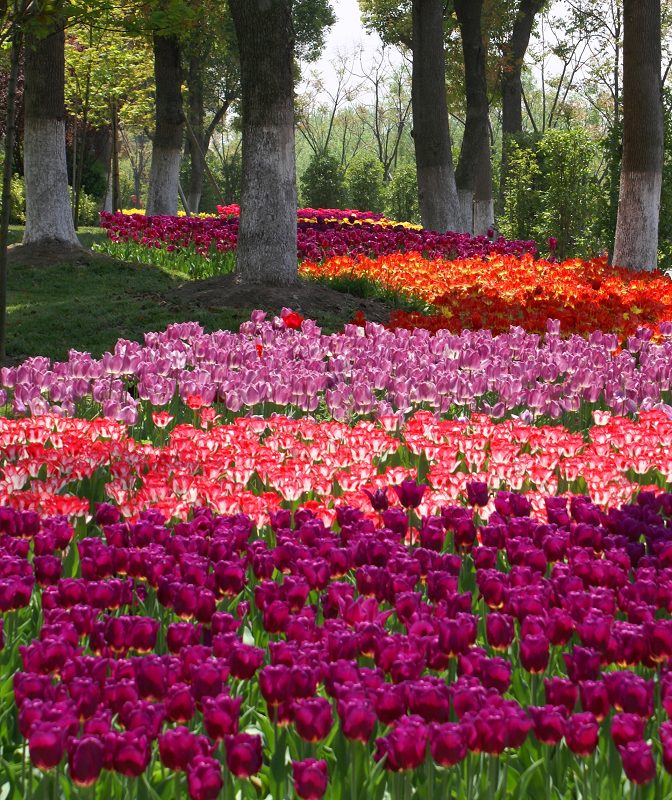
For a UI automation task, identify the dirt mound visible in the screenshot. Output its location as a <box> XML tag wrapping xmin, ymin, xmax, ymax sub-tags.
<box><xmin>171</xmin><ymin>272</ymin><xmax>396</xmax><ymax>324</ymax></box>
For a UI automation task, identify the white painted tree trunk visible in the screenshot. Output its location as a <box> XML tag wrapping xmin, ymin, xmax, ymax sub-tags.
<box><xmin>458</xmin><ymin>189</ymin><xmax>473</xmax><ymax>234</ymax></box>
<box><xmin>22</xmin><ymin>118</ymin><xmax>79</xmax><ymax>246</ymax></box>
<box><xmin>473</xmin><ymin>198</ymin><xmax>494</xmax><ymax>236</ymax></box>
<box><xmin>415</xmin><ymin>165</ymin><xmax>462</xmax><ymax>233</ymax></box>
<box><xmin>612</xmin><ymin>171</ymin><xmax>661</xmax><ymax>271</ymax></box>
<box><xmin>145</xmin><ymin>147</ymin><xmax>182</xmax><ymax>216</ymax></box>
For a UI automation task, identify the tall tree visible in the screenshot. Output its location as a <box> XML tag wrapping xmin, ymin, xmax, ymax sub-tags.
<box><xmin>498</xmin><ymin>0</ymin><xmax>545</xmax><ymax>210</ymax></box>
<box><xmin>22</xmin><ymin>20</ymin><xmax>80</xmax><ymax>248</ymax></box>
<box><xmin>411</xmin><ymin>0</ymin><xmax>461</xmax><ymax>231</ymax></box>
<box><xmin>145</xmin><ymin>29</ymin><xmax>184</xmax><ymax>216</ymax></box>
<box><xmin>227</xmin><ymin>0</ymin><xmax>297</xmax><ymax>285</ymax></box>
<box><xmin>613</xmin><ymin>0</ymin><xmax>663</xmax><ymax>271</ymax></box>
<box><xmin>454</xmin><ymin>0</ymin><xmax>493</xmax><ymax>234</ymax></box>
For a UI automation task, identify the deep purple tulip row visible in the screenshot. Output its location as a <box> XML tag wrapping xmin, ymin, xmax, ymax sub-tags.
<box><xmin>5</xmin><ymin>482</ymin><xmax>672</xmax><ymax>797</ymax></box>
<box><xmin>100</xmin><ymin>212</ymin><xmax>537</xmax><ymax>264</ymax></box>
<box><xmin>3</xmin><ymin>313</ymin><xmax>672</xmax><ymax>425</ymax></box>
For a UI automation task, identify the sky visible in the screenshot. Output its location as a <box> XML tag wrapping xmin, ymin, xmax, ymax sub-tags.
<box><xmin>322</xmin><ymin>0</ymin><xmax>379</xmax><ymax>59</ymax></box>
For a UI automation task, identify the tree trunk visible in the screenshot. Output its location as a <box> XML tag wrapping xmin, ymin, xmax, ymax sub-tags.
<box><xmin>498</xmin><ymin>0</ymin><xmax>544</xmax><ymax>213</ymax></box>
<box><xmin>0</xmin><ymin>33</ymin><xmax>21</xmax><ymax>362</ymax></box>
<box><xmin>454</xmin><ymin>0</ymin><xmax>493</xmax><ymax>235</ymax></box>
<box><xmin>22</xmin><ymin>26</ymin><xmax>80</xmax><ymax>248</ymax></box>
<box><xmin>111</xmin><ymin>99</ymin><xmax>120</xmax><ymax>213</ymax></box>
<box><xmin>186</xmin><ymin>50</ymin><xmax>205</xmax><ymax>213</ymax></box>
<box><xmin>613</xmin><ymin>0</ymin><xmax>663</xmax><ymax>271</ymax></box>
<box><xmin>146</xmin><ymin>33</ymin><xmax>185</xmax><ymax>217</ymax></box>
<box><xmin>411</xmin><ymin>0</ymin><xmax>461</xmax><ymax>232</ymax></box>
<box><xmin>228</xmin><ymin>0</ymin><xmax>297</xmax><ymax>286</ymax></box>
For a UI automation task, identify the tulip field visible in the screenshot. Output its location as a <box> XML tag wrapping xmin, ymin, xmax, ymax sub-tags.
<box><xmin>6</xmin><ymin>210</ymin><xmax>672</xmax><ymax>799</ymax></box>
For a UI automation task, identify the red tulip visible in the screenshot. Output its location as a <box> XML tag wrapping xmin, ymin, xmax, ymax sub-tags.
<box><xmin>224</xmin><ymin>732</ymin><xmax>263</xmax><ymax>777</ymax></box>
<box><xmin>187</xmin><ymin>756</ymin><xmax>224</xmax><ymax>800</ymax></box>
<box><xmin>292</xmin><ymin>758</ymin><xmax>328</xmax><ymax>800</ymax></box>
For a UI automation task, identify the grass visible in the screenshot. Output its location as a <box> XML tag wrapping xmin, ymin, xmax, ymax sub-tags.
<box><xmin>5</xmin><ymin>226</ymin><xmax>254</xmax><ymax>361</ymax></box>
<box><xmin>4</xmin><ymin>226</ymin><xmax>375</xmax><ymax>362</ymax></box>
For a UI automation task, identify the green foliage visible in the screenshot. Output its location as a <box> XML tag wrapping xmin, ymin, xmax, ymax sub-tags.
<box><xmin>593</xmin><ymin>121</ymin><xmax>622</xmax><ymax>259</ymax></box>
<box><xmin>300</xmin><ymin>152</ymin><xmax>347</xmax><ymax>209</ymax></box>
<box><xmin>9</xmin><ymin>175</ymin><xmax>25</xmax><ymax>224</ymax></box>
<box><xmin>383</xmin><ymin>163</ymin><xmax>419</xmax><ymax>224</ymax></box>
<box><xmin>659</xmin><ymin>90</ymin><xmax>672</xmax><ymax>272</ymax></box>
<box><xmin>499</xmin><ymin>134</ymin><xmax>542</xmax><ymax>242</ymax></box>
<box><xmin>536</xmin><ymin>129</ymin><xmax>599</xmax><ymax>260</ymax></box>
<box><xmin>77</xmin><ymin>191</ymin><xmax>100</xmax><ymax>226</ymax></box>
<box><xmin>293</xmin><ymin>0</ymin><xmax>337</xmax><ymax>62</ymax></box>
<box><xmin>499</xmin><ymin>129</ymin><xmax>600</xmax><ymax>259</ymax></box>
<box><xmin>65</xmin><ymin>22</ymin><xmax>155</xmax><ymax>131</ymax></box>
<box><xmin>346</xmin><ymin>154</ymin><xmax>385</xmax><ymax>214</ymax></box>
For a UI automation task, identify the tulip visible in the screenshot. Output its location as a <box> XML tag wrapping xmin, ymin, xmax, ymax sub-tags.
<box><xmin>229</xmin><ymin>644</ymin><xmax>265</xmax><ymax>680</ymax></box>
<box><xmin>111</xmin><ymin>731</ymin><xmax>151</xmax><ymax>777</ymax></box>
<box><xmin>544</xmin><ymin>677</ymin><xmax>578</xmax><ymax>713</ymax></box>
<box><xmin>486</xmin><ymin>613</ymin><xmax>515</xmax><ymax>651</ymax></box>
<box><xmin>67</xmin><ymin>735</ymin><xmax>104</xmax><ymax>786</ymax></box>
<box><xmin>619</xmin><ymin>741</ymin><xmax>656</xmax><ymax>785</ymax></box>
<box><xmin>393</xmin><ymin>479</ymin><xmax>427</xmax><ymax>509</ymax></box>
<box><xmin>611</xmin><ymin>713</ymin><xmax>645</xmax><ymax>748</ymax></box>
<box><xmin>575</xmin><ymin>679</ymin><xmax>607</xmax><ymax>721</ymax></box>
<box><xmin>429</xmin><ymin>722</ymin><xmax>468</xmax><ymax>766</ymax></box>
<box><xmin>259</xmin><ymin>665</ymin><xmax>294</xmax><ymax>706</ymax></box>
<box><xmin>292</xmin><ymin>697</ymin><xmax>333</xmax><ymax>742</ymax></box>
<box><xmin>165</xmin><ymin>682</ymin><xmax>196</xmax><ymax>723</ymax></box>
<box><xmin>28</xmin><ymin>725</ymin><xmax>65</xmax><ymax>770</ymax></box>
<box><xmin>224</xmin><ymin>732</ymin><xmax>263</xmax><ymax>777</ymax></box>
<box><xmin>292</xmin><ymin>759</ymin><xmax>328</xmax><ymax>800</ymax></box>
<box><xmin>202</xmin><ymin>693</ymin><xmax>241</xmax><ymax>739</ymax></box>
<box><xmin>529</xmin><ymin>705</ymin><xmax>566</xmax><ymax>745</ymax></box>
<box><xmin>466</xmin><ymin>481</ymin><xmax>488</xmax><ymax>507</ymax></box>
<box><xmin>374</xmin><ymin>716</ymin><xmax>428</xmax><ymax>771</ymax></box>
<box><xmin>187</xmin><ymin>756</ymin><xmax>224</xmax><ymax>800</ymax></box>
<box><xmin>337</xmin><ymin>698</ymin><xmax>377</xmax><ymax>742</ymax></box>
<box><xmin>564</xmin><ymin>712</ymin><xmax>599</xmax><ymax>756</ymax></box>
<box><xmin>158</xmin><ymin>727</ymin><xmax>210</xmax><ymax>772</ymax></box>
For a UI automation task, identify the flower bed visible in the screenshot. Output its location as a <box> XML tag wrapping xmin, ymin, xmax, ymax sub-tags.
<box><xmin>99</xmin><ymin>210</ymin><xmax>536</xmax><ymax>266</ymax></box>
<box><xmin>4</xmin><ymin>484</ymin><xmax>672</xmax><ymax>799</ymax></box>
<box><xmin>1</xmin><ymin>410</ymin><xmax>671</xmax><ymax>523</ymax></box>
<box><xmin>307</xmin><ymin>252</ymin><xmax>672</xmax><ymax>337</ymax></box>
<box><xmin>4</xmin><ymin>315</ymin><xmax>672</xmax><ymax>426</ymax></box>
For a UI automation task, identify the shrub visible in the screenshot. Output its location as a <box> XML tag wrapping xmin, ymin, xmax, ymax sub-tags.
<box><xmin>300</xmin><ymin>152</ymin><xmax>347</xmax><ymax>209</ymax></box>
<box><xmin>346</xmin><ymin>155</ymin><xmax>384</xmax><ymax>214</ymax></box>
<box><xmin>383</xmin><ymin>163</ymin><xmax>419</xmax><ymax>224</ymax></box>
<box><xmin>77</xmin><ymin>192</ymin><xmax>100</xmax><ymax>226</ymax></box>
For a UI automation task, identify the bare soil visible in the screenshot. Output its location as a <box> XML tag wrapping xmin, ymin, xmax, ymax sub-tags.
<box><xmin>171</xmin><ymin>273</ymin><xmax>396</xmax><ymax>324</ymax></box>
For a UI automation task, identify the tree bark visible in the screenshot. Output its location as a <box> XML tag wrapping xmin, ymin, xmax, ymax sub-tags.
<box><xmin>0</xmin><ymin>33</ymin><xmax>20</xmax><ymax>362</ymax></box>
<box><xmin>228</xmin><ymin>0</ymin><xmax>297</xmax><ymax>286</ymax></box>
<box><xmin>186</xmin><ymin>50</ymin><xmax>205</xmax><ymax>213</ymax></box>
<box><xmin>454</xmin><ymin>0</ymin><xmax>493</xmax><ymax>234</ymax></box>
<box><xmin>411</xmin><ymin>0</ymin><xmax>461</xmax><ymax>232</ymax></box>
<box><xmin>146</xmin><ymin>32</ymin><xmax>185</xmax><ymax>217</ymax></box>
<box><xmin>613</xmin><ymin>0</ymin><xmax>663</xmax><ymax>271</ymax></box>
<box><xmin>22</xmin><ymin>26</ymin><xmax>80</xmax><ymax>247</ymax></box>
<box><xmin>498</xmin><ymin>0</ymin><xmax>545</xmax><ymax>213</ymax></box>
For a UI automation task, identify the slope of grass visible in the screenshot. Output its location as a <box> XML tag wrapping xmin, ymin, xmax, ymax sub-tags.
<box><xmin>5</xmin><ymin>226</ymin><xmax>380</xmax><ymax>362</ymax></box>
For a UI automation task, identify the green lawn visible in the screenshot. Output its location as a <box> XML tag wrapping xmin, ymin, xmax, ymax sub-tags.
<box><xmin>5</xmin><ymin>226</ymin><xmax>369</xmax><ymax>362</ymax></box>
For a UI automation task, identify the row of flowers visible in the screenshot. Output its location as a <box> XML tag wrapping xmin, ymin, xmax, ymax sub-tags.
<box><xmin>100</xmin><ymin>211</ymin><xmax>537</xmax><ymax>266</ymax></box>
<box><xmin>1</xmin><ymin>408</ymin><xmax>671</xmax><ymax>523</ymax></box>
<box><xmin>5</xmin><ymin>479</ymin><xmax>672</xmax><ymax>799</ymax></box>
<box><xmin>4</xmin><ymin>313</ymin><xmax>672</xmax><ymax>427</ymax></box>
<box><xmin>309</xmin><ymin>252</ymin><xmax>672</xmax><ymax>338</ymax></box>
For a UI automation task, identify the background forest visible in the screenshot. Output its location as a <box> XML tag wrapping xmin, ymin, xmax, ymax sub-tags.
<box><xmin>3</xmin><ymin>0</ymin><xmax>671</xmax><ymax>266</ymax></box>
